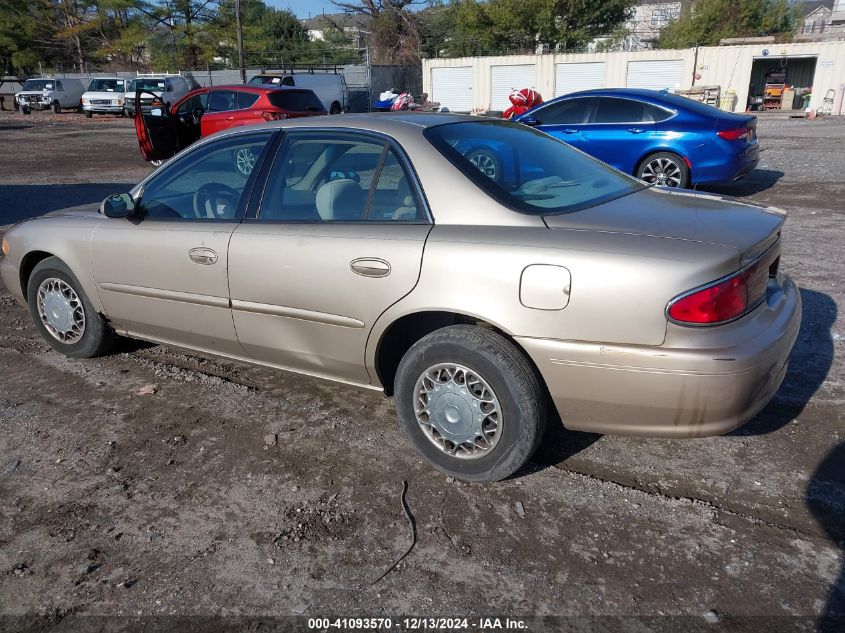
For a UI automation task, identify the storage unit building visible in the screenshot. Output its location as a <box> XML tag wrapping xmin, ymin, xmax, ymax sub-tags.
<box><xmin>554</xmin><ymin>62</ymin><xmax>606</xmax><ymax>96</ymax></box>
<box><xmin>430</xmin><ymin>66</ymin><xmax>473</xmax><ymax>112</ymax></box>
<box><xmin>422</xmin><ymin>42</ymin><xmax>845</xmax><ymax>115</ymax></box>
<box><xmin>490</xmin><ymin>64</ymin><xmax>537</xmax><ymax>110</ymax></box>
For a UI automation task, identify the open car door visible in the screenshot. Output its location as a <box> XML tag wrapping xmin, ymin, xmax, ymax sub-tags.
<box><xmin>134</xmin><ymin>90</ymin><xmax>178</xmax><ymax>162</ymax></box>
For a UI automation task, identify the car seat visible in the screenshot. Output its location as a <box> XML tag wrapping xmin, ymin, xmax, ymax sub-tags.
<box><xmin>315</xmin><ymin>179</ymin><xmax>366</xmax><ymax>221</ymax></box>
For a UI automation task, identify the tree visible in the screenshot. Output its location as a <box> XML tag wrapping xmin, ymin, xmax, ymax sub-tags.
<box><xmin>436</xmin><ymin>0</ymin><xmax>636</xmax><ymax>56</ymax></box>
<box><xmin>332</xmin><ymin>0</ymin><xmax>422</xmax><ymax>64</ymax></box>
<box><xmin>658</xmin><ymin>0</ymin><xmax>795</xmax><ymax>49</ymax></box>
<box><xmin>0</xmin><ymin>0</ymin><xmax>54</xmax><ymax>73</ymax></box>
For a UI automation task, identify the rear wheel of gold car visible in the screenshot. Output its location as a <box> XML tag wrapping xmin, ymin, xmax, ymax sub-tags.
<box><xmin>27</xmin><ymin>257</ymin><xmax>115</xmax><ymax>359</ymax></box>
<box><xmin>394</xmin><ymin>325</ymin><xmax>546</xmax><ymax>482</ymax></box>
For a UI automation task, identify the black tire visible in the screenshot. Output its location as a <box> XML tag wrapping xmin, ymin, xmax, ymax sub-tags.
<box><xmin>84</xmin><ymin>110</ymin><xmax>92</xmax><ymax>118</ymax></box>
<box><xmin>27</xmin><ymin>257</ymin><xmax>115</xmax><ymax>359</ymax></box>
<box><xmin>52</xmin><ymin>101</ymin><xmax>61</xmax><ymax>114</ymax></box>
<box><xmin>465</xmin><ymin>148</ymin><xmax>503</xmax><ymax>183</ymax></box>
<box><xmin>394</xmin><ymin>325</ymin><xmax>546</xmax><ymax>482</ymax></box>
<box><xmin>636</xmin><ymin>151</ymin><xmax>690</xmax><ymax>189</ymax></box>
<box><xmin>329</xmin><ymin>101</ymin><xmax>342</xmax><ymax>115</ymax></box>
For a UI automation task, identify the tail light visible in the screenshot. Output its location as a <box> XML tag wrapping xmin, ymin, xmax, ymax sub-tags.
<box><xmin>261</xmin><ymin>111</ymin><xmax>287</xmax><ymax>121</ymax></box>
<box><xmin>668</xmin><ymin>250</ymin><xmax>778</xmax><ymax>325</ymax></box>
<box><xmin>717</xmin><ymin>127</ymin><xmax>749</xmax><ymax>141</ymax></box>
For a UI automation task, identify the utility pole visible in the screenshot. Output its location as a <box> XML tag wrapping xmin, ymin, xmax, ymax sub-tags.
<box><xmin>235</xmin><ymin>0</ymin><xmax>246</xmax><ymax>83</ymax></box>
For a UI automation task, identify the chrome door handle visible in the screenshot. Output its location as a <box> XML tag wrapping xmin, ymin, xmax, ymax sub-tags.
<box><xmin>189</xmin><ymin>247</ymin><xmax>218</xmax><ymax>265</ymax></box>
<box><xmin>350</xmin><ymin>258</ymin><xmax>390</xmax><ymax>278</ymax></box>
<box><xmin>627</xmin><ymin>128</ymin><xmax>646</xmax><ymax>134</ymax></box>
<box><xmin>561</xmin><ymin>128</ymin><xmax>578</xmax><ymax>134</ymax></box>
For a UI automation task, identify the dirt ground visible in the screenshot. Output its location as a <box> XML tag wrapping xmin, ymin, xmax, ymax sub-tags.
<box><xmin>0</xmin><ymin>110</ymin><xmax>843</xmax><ymax>632</ymax></box>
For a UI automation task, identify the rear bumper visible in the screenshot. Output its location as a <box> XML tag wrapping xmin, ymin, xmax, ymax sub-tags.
<box><xmin>518</xmin><ymin>273</ymin><xmax>801</xmax><ymax>438</ymax></box>
<box><xmin>692</xmin><ymin>141</ymin><xmax>760</xmax><ymax>185</ymax></box>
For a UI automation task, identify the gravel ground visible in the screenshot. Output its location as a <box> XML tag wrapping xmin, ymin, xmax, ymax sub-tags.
<box><xmin>0</xmin><ymin>111</ymin><xmax>843</xmax><ymax>632</ymax></box>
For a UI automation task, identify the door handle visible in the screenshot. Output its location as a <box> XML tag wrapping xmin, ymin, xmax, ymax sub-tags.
<box><xmin>350</xmin><ymin>258</ymin><xmax>390</xmax><ymax>278</ymax></box>
<box><xmin>561</xmin><ymin>128</ymin><xmax>578</xmax><ymax>134</ymax></box>
<box><xmin>189</xmin><ymin>247</ymin><xmax>218</xmax><ymax>265</ymax></box>
<box><xmin>225</xmin><ymin>116</ymin><xmax>234</xmax><ymax>121</ymax></box>
<box><xmin>627</xmin><ymin>128</ymin><xmax>646</xmax><ymax>134</ymax></box>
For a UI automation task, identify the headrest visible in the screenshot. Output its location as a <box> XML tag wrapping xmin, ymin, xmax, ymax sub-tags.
<box><xmin>315</xmin><ymin>179</ymin><xmax>364</xmax><ymax>221</ymax></box>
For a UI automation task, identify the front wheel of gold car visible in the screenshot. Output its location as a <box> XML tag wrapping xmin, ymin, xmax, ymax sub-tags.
<box><xmin>27</xmin><ymin>257</ymin><xmax>116</xmax><ymax>359</ymax></box>
<box><xmin>394</xmin><ymin>325</ymin><xmax>546</xmax><ymax>482</ymax></box>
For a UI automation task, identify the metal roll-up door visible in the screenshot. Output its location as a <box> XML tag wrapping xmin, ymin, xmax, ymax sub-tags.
<box><xmin>431</xmin><ymin>67</ymin><xmax>473</xmax><ymax>113</ymax></box>
<box><xmin>626</xmin><ymin>60</ymin><xmax>685</xmax><ymax>91</ymax></box>
<box><xmin>554</xmin><ymin>62</ymin><xmax>606</xmax><ymax>96</ymax></box>
<box><xmin>490</xmin><ymin>64</ymin><xmax>536</xmax><ymax>111</ymax></box>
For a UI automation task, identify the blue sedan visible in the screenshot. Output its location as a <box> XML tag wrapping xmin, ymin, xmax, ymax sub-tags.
<box><xmin>514</xmin><ymin>88</ymin><xmax>760</xmax><ymax>189</ymax></box>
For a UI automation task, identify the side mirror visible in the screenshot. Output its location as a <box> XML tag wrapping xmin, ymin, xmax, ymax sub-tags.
<box><xmin>521</xmin><ymin>116</ymin><xmax>540</xmax><ymax>126</ymax></box>
<box><xmin>100</xmin><ymin>193</ymin><xmax>136</xmax><ymax>218</ymax></box>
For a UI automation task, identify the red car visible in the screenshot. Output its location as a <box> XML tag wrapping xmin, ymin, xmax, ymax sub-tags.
<box><xmin>134</xmin><ymin>84</ymin><xmax>326</xmax><ymax>167</ymax></box>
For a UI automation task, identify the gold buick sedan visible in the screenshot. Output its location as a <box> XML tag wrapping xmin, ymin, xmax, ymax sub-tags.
<box><xmin>0</xmin><ymin>114</ymin><xmax>800</xmax><ymax>481</ymax></box>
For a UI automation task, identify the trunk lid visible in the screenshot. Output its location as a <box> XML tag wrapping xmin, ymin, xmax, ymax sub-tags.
<box><xmin>543</xmin><ymin>186</ymin><xmax>784</xmax><ymax>263</ymax></box>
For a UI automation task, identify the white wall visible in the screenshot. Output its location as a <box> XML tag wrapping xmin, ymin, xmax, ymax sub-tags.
<box><xmin>423</xmin><ymin>41</ymin><xmax>845</xmax><ymax>114</ymax></box>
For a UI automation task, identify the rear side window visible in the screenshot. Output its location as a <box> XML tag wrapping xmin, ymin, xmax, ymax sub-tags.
<box><xmin>237</xmin><ymin>92</ymin><xmax>260</xmax><ymax>109</ymax></box>
<box><xmin>207</xmin><ymin>90</ymin><xmax>236</xmax><ymax>112</ymax></box>
<box><xmin>267</xmin><ymin>90</ymin><xmax>325</xmax><ymax>112</ymax></box>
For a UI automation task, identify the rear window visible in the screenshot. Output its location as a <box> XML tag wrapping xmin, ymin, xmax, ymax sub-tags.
<box><xmin>267</xmin><ymin>90</ymin><xmax>325</xmax><ymax>113</ymax></box>
<box><xmin>424</xmin><ymin>120</ymin><xmax>644</xmax><ymax>215</ymax></box>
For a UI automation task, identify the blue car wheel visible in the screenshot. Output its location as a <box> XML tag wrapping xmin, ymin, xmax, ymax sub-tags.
<box><xmin>636</xmin><ymin>152</ymin><xmax>690</xmax><ymax>189</ymax></box>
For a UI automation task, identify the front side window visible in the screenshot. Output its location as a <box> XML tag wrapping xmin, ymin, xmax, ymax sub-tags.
<box><xmin>534</xmin><ymin>98</ymin><xmax>591</xmax><ymax>124</ymax></box>
<box><xmin>207</xmin><ymin>90</ymin><xmax>236</xmax><ymax>112</ymax></box>
<box><xmin>177</xmin><ymin>92</ymin><xmax>208</xmax><ymax>115</ymax></box>
<box><xmin>424</xmin><ymin>120</ymin><xmax>643</xmax><ymax>214</ymax></box>
<box><xmin>56</xmin><ymin>81</ymin><xmax>64</xmax><ymax>91</ymax></box>
<box><xmin>138</xmin><ymin>132</ymin><xmax>272</xmax><ymax>220</ymax></box>
<box><xmin>258</xmin><ymin>133</ymin><xmax>424</xmax><ymax>222</ymax></box>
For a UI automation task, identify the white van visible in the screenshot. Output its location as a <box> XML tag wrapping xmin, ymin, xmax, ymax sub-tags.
<box><xmin>81</xmin><ymin>77</ymin><xmax>129</xmax><ymax>117</ymax></box>
<box><xmin>248</xmin><ymin>73</ymin><xmax>347</xmax><ymax>114</ymax></box>
<box><xmin>15</xmin><ymin>77</ymin><xmax>86</xmax><ymax>113</ymax></box>
<box><xmin>124</xmin><ymin>74</ymin><xmax>190</xmax><ymax>117</ymax></box>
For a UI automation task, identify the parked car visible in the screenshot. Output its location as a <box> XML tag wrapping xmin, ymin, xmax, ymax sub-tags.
<box><xmin>81</xmin><ymin>77</ymin><xmax>129</xmax><ymax>118</ymax></box>
<box><xmin>247</xmin><ymin>73</ymin><xmax>347</xmax><ymax>114</ymax></box>
<box><xmin>514</xmin><ymin>88</ymin><xmax>760</xmax><ymax>189</ymax></box>
<box><xmin>133</xmin><ymin>84</ymin><xmax>326</xmax><ymax>169</ymax></box>
<box><xmin>124</xmin><ymin>74</ymin><xmax>190</xmax><ymax>118</ymax></box>
<box><xmin>15</xmin><ymin>77</ymin><xmax>86</xmax><ymax>113</ymax></box>
<box><xmin>0</xmin><ymin>115</ymin><xmax>799</xmax><ymax>482</ymax></box>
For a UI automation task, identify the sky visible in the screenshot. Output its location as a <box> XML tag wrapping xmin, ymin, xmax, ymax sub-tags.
<box><xmin>267</xmin><ymin>0</ymin><xmax>342</xmax><ymax>19</ymax></box>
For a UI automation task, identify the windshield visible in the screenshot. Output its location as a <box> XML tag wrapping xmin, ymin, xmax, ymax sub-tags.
<box><xmin>22</xmin><ymin>79</ymin><xmax>54</xmax><ymax>91</ymax></box>
<box><xmin>424</xmin><ymin>120</ymin><xmax>644</xmax><ymax>215</ymax></box>
<box><xmin>129</xmin><ymin>78</ymin><xmax>166</xmax><ymax>92</ymax></box>
<box><xmin>88</xmin><ymin>78</ymin><xmax>125</xmax><ymax>92</ymax></box>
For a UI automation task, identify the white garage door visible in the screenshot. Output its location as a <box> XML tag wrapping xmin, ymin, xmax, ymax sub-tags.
<box><xmin>490</xmin><ymin>64</ymin><xmax>537</xmax><ymax>111</ymax></box>
<box><xmin>431</xmin><ymin>67</ymin><xmax>473</xmax><ymax>113</ymax></box>
<box><xmin>555</xmin><ymin>62</ymin><xmax>606</xmax><ymax>97</ymax></box>
<box><xmin>627</xmin><ymin>59</ymin><xmax>685</xmax><ymax>91</ymax></box>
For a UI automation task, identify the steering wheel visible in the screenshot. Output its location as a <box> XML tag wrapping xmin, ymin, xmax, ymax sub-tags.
<box><xmin>192</xmin><ymin>183</ymin><xmax>239</xmax><ymax>219</ymax></box>
<box><xmin>190</xmin><ymin>107</ymin><xmax>203</xmax><ymax>127</ymax></box>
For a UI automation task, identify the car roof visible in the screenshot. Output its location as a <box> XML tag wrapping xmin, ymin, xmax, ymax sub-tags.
<box><xmin>200</xmin><ymin>112</ymin><xmax>488</xmax><ymax>146</ymax></box>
